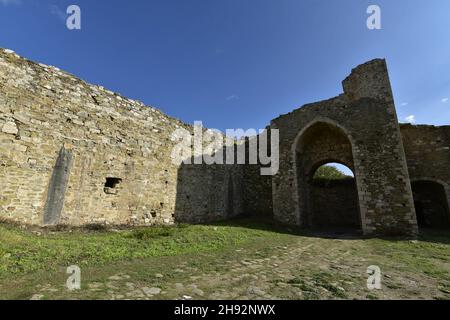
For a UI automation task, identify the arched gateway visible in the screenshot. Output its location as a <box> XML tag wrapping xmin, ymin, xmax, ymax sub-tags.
<box><xmin>271</xmin><ymin>59</ymin><xmax>419</xmax><ymax>236</ymax></box>
<box><xmin>293</xmin><ymin>121</ymin><xmax>361</xmax><ymax>230</ymax></box>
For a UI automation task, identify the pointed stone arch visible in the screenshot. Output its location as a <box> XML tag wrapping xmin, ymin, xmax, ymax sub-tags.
<box><xmin>410</xmin><ymin>178</ymin><xmax>450</xmax><ymax>229</ymax></box>
<box><xmin>291</xmin><ymin>118</ymin><xmax>363</xmax><ymax>230</ymax></box>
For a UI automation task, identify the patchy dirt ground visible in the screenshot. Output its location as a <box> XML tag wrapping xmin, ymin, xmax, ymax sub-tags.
<box><xmin>0</xmin><ymin>220</ymin><xmax>449</xmax><ymax>300</ymax></box>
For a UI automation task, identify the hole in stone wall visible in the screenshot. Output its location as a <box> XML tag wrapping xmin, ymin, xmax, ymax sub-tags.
<box><xmin>104</xmin><ymin>177</ymin><xmax>122</xmax><ymax>194</ymax></box>
<box><xmin>105</xmin><ymin>177</ymin><xmax>122</xmax><ymax>188</ymax></box>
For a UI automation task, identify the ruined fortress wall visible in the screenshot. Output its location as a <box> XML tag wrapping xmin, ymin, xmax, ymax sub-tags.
<box><xmin>240</xmin><ymin>135</ymin><xmax>273</xmax><ymax>218</ymax></box>
<box><xmin>400</xmin><ymin>124</ymin><xmax>450</xmax><ymax>212</ymax></box>
<box><xmin>0</xmin><ymin>49</ymin><xmax>242</xmax><ymax>226</ymax></box>
<box><xmin>271</xmin><ymin>59</ymin><xmax>418</xmax><ymax>235</ymax></box>
<box><xmin>242</xmin><ymin>164</ymin><xmax>272</xmax><ymax>217</ymax></box>
<box><xmin>174</xmin><ymin>163</ymin><xmax>244</xmax><ymax>223</ymax></box>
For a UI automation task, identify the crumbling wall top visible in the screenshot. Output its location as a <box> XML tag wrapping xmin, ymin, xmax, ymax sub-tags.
<box><xmin>0</xmin><ymin>48</ymin><xmax>191</xmax><ymax>132</ymax></box>
<box><xmin>342</xmin><ymin>58</ymin><xmax>393</xmax><ymax>103</ymax></box>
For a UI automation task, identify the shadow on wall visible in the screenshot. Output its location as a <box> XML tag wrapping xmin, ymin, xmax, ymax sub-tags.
<box><xmin>293</xmin><ymin>121</ymin><xmax>362</xmax><ymax>231</ymax></box>
<box><xmin>174</xmin><ymin>154</ymin><xmax>243</xmax><ymax>224</ymax></box>
<box><xmin>411</xmin><ymin>180</ymin><xmax>450</xmax><ymax>229</ymax></box>
<box><xmin>173</xmin><ymin>140</ymin><xmax>273</xmax><ymax>224</ymax></box>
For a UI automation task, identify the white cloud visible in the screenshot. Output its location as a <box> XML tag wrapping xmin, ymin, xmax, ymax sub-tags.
<box><xmin>441</xmin><ymin>98</ymin><xmax>449</xmax><ymax>103</ymax></box>
<box><xmin>226</xmin><ymin>94</ymin><xmax>239</xmax><ymax>101</ymax></box>
<box><xmin>405</xmin><ymin>115</ymin><xmax>416</xmax><ymax>124</ymax></box>
<box><xmin>50</xmin><ymin>5</ymin><xmax>66</xmax><ymax>22</ymax></box>
<box><xmin>0</xmin><ymin>0</ymin><xmax>21</xmax><ymax>6</ymax></box>
<box><xmin>401</xmin><ymin>102</ymin><xmax>408</xmax><ymax>106</ymax></box>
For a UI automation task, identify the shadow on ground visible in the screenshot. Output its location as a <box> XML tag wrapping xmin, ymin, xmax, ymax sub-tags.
<box><xmin>204</xmin><ymin>215</ymin><xmax>450</xmax><ymax>245</ymax></box>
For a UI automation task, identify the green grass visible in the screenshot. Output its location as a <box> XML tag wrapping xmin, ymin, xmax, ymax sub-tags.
<box><xmin>0</xmin><ymin>219</ymin><xmax>281</xmax><ymax>279</ymax></box>
<box><xmin>0</xmin><ymin>219</ymin><xmax>449</xmax><ymax>300</ymax></box>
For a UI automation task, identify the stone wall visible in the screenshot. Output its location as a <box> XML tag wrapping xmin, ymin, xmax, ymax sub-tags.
<box><xmin>271</xmin><ymin>59</ymin><xmax>418</xmax><ymax>236</ymax></box>
<box><xmin>0</xmin><ymin>49</ymin><xmax>251</xmax><ymax>226</ymax></box>
<box><xmin>241</xmin><ymin>135</ymin><xmax>273</xmax><ymax>218</ymax></box>
<box><xmin>174</xmin><ymin>162</ymin><xmax>244</xmax><ymax>223</ymax></box>
<box><xmin>310</xmin><ymin>179</ymin><xmax>360</xmax><ymax>229</ymax></box>
<box><xmin>242</xmin><ymin>163</ymin><xmax>273</xmax><ymax>218</ymax></box>
<box><xmin>400</xmin><ymin>124</ymin><xmax>450</xmax><ymax>224</ymax></box>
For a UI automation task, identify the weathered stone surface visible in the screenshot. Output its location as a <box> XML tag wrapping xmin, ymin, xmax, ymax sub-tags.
<box><xmin>400</xmin><ymin>124</ymin><xmax>450</xmax><ymax>228</ymax></box>
<box><xmin>1</xmin><ymin>121</ymin><xmax>18</xmax><ymax>135</ymax></box>
<box><xmin>142</xmin><ymin>287</ymin><xmax>161</xmax><ymax>296</ymax></box>
<box><xmin>0</xmin><ymin>48</ymin><xmax>448</xmax><ymax>236</ymax></box>
<box><xmin>270</xmin><ymin>59</ymin><xmax>441</xmax><ymax>236</ymax></box>
<box><xmin>43</xmin><ymin>147</ymin><xmax>73</xmax><ymax>225</ymax></box>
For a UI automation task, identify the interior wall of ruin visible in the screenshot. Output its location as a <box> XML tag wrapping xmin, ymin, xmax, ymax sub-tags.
<box><xmin>400</xmin><ymin>124</ymin><xmax>450</xmax><ymax>224</ymax></box>
<box><xmin>310</xmin><ymin>179</ymin><xmax>360</xmax><ymax>229</ymax></box>
<box><xmin>271</xmin><ymin>59</ymin><xmax>418</xmax><ymax>236</ymax></box>
<box><xmin>0</xmin><ymin>49</ymin><xmax>250</xmax><ymax>226</ymax></box>
<box><xmin>1</xmin><ymin>48</ymin><xmax>448</xmax><ymax>235</ymax></box>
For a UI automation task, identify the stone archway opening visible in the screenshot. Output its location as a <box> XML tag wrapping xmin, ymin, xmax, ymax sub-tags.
<box><xmin>411</xmin><ymin>180</ymin><xmax>450</xmax><ymax>229</ymax></box>
<box><xmin>294</xmin><ymin>121</ymin><xmax>362</xmax><ymax>231</ymax></box>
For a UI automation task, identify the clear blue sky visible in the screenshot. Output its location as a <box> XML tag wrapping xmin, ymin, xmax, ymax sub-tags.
<box><xmin>1</xmin><ymin>0</ymin><xmax>450</xmax><ymax>133</ymax></box>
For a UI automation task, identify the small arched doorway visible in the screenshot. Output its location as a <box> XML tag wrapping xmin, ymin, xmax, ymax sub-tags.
<box><xmin>293</xmin><ymin>120</ymin><xmax>362</xmax><ymax>231</ymax></box>
<box><xmin>309</xmin><ymin>163</ymin><xmax>361</xmax><ymax>229</ymax></box>
<box><xmin>411</xmin><ymin>180</ymin><xmax>450</xmax><ymax>229</ymax></box>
